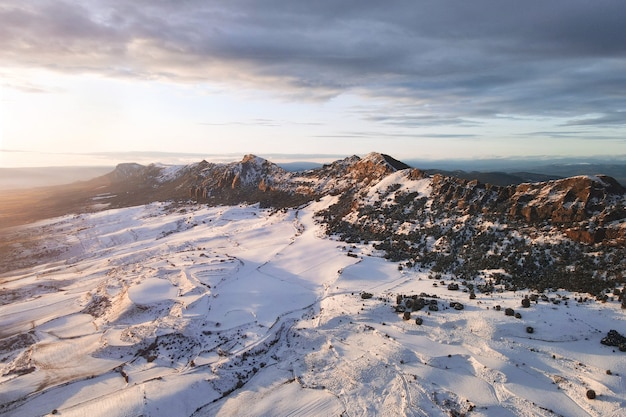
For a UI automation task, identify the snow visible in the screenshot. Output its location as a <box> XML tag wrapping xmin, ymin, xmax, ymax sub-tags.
<box><xmin>365</xmin><ymin>171</ymin><xmax>432</xmax><ymax>205</ymax></box>
<box><xmin>1</xmin><ymin>199</ymin><xmax>625</xmax><ymax>416</ymax></box>
<box><xmin>127</xmin><ymin>278</ymin><xmax>178</xmax><ymax>306</ymax></box>
<box><xmin>155</xmin><ymin>163</ymin><xmax>184</xmax><ymax>183</ymax></box>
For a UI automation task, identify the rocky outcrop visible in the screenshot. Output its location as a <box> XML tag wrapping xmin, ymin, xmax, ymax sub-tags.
<box><xmin>508</xmin><ymin>175</ymin><xmax>625</xmax><ymax>225</ymax></box>
<box><xmin>422</xmin><ymin>173</ymin><xmax>626</xmax><ymax>244</ymax></box>
<box><xmin>601</xmin><ymin>330</ymin><xmax>626</xmax><ymax>351</ymax></box>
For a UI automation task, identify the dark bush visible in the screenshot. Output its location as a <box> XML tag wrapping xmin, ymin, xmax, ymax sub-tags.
<box><xmin>601</xmin><ymin>329</ymin><xmax>626</xmax><ymax>349</ymax></box>
<box><xmin>521</xmin><ymin>298</ymin><xmax>531</xmax><ymax>308</ymax></box>
<box><xmin>515</xmin><ymin>312</ymin><xmax>522</xmax><ymax>319</ymax></box>
<box><xmin>403</xmin><ymin>311</ymin><xmax>411</xmax><ymax>320</ymax></box>
<box><xmin>361</xmin><ymin>292</ymin><xmax>373</xmax><ymax>299</ymax></box>
<box><xmin>505</xmin><ymin>308</ymin><xmax>515</xmax><ymax>316</ymax></box>
<box><xmin>586</xmin><ymin>389</ymin><xmax>596</xmax><ymax>400</ymax></box>
<box><xmin>526</xmin><ymin>326</ymin><xmax>534</xmax><ymax>334</ymax></box>
<box><xmin>415</xmin><ymin>317</ymin><xmax>423</xmax><ymax>325</ymax></box>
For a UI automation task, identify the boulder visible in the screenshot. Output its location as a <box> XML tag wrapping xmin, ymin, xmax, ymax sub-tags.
<box><xmin>601</xmin><ymin>330</ymin><xmax>626</xmax><ymax>351</ymax></box>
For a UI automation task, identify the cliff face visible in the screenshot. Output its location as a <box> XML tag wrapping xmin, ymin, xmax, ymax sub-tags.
<box><xmin>508</xmin><ymin>175</ymin><xmax>625</xmax><ymax>224</ymax></box>
<box><xmin>424</xmin><ymin>174</ymin><xmax>626</xmax><ymax>244</ymax></box>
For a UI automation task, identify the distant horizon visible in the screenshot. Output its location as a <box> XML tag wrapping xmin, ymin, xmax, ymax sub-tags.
<box><xmin>3</xmin><ymin>148</ymin><xmax>626</xmax><ymax>170</ymax></box>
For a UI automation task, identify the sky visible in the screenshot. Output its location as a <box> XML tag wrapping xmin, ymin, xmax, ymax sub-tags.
<box><xmin>1</xmin><ymin>0</ymin><xmax>626</xmax><ymax>167</ymax></box>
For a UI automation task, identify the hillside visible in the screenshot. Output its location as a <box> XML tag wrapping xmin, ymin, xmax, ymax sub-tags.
<box><xmin>1</xmin><ymin>198</ymin><xmax>625</xmax><ymax>416</ymax></box>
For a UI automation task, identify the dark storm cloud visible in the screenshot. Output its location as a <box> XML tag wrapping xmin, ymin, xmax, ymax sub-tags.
<box><xmin>2</xmin><ymin>0</ymin><xmax>626</xmax><ymax>125</ymax></box>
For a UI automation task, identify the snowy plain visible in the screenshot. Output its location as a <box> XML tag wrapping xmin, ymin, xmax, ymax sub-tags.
<box><xmin>1</xmin><ymin>197</ymin><xmax>625</xmax><ymax>416</ymax></box>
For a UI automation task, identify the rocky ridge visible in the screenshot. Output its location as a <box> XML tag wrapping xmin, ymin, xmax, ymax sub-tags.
<box><xmin>98</xmin><ymin>152</ymin><xmax>626</xmax><ymax>250</ymax></box>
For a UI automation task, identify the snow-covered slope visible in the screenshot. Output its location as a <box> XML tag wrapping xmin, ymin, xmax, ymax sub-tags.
<box><xmin>1</xmin><ymin>199</ymin><xmax>625</xmax><ymax>416</ymax></box>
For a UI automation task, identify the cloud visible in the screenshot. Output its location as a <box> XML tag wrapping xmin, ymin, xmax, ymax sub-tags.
<box><xmin>313</xmin><ymin>131</ymin><xmax>477</xmax><ymax>139</ymax></box>
<box><xmin>1</xmin><ymin>1</ymin><xmax>625</xmax><ymax>127</ymax></box>
<box><xmin>563</xmin><ymin>111</ymin><xmax>626</xmax><ymax>127</ymax></box>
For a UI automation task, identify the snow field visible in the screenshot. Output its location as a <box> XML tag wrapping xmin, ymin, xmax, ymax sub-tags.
<box><xmin>0</xmin><ymin>199</ymin><xmax>625</xmax><ymax>416</ymax></box>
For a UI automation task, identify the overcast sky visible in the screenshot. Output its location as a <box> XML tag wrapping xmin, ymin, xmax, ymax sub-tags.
<box><xmin>1</xmin><ymin>1</ymin><xmax>626</xmax><ymax>167</ymax></box>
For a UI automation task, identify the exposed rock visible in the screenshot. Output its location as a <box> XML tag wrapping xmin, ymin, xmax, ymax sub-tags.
<box><xmin>449</xmin><ymin>302</ymin><xmax>464</xmax><ymax>310</ymax></box>
<box><xmin>601</xmin><ymin>330</ymin><xmax>626</xmax><ymax>351</ymax></box>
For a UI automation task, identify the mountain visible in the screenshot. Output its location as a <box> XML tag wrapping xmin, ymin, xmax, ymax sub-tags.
<box><xmin>1</xmin><ymin>152</ymin><xmax>625</xmax><ymax>292</ymax></box>
<box><xmin>1</xmin><ymin>152</ymin><xmax>626</xmax><ymax>416</ymax></box>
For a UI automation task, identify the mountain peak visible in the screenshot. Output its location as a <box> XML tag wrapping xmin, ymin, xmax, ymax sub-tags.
<box><xmin>361</xmin><ymin>152</ymin><xmax>411</xmax><ymax>171</ymax></box>
<box><xmin>241</xmin><ymin>154</ymin><xmax>263</xmax><ymax>164</ymax></box>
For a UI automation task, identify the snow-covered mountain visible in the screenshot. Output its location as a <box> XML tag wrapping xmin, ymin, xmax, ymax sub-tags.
<box><xmin>1</xmin><ymin>152</ymin><xmax>626</xmax><ymax>416</ymax></box>
<box><xmin>90</xmin><ymin>152</ymin><xmax>626</xmax><ymax>241</ymax></box>
<box><xmin>71</xmin><ymin>152</ymin><xmax>626</xmax><ymax>292</ymax></box>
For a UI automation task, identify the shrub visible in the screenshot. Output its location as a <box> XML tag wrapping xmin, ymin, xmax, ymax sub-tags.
<box><xmin>505</xmin><ymin>308</ymin><xmax>515</xmax><ymax>316</ymax></box>
<box><xmin>526</xmin><ymin>326</ymin><xmax>534</xmax><ymax>334</ymax></box>
<box><xmin>361</xmin><ymin>292</ymin><xmax>373</xmax><ymax>299</ymax></box>
<box><xmin>521</xmin><ymin>298</ymin><xmax>531</xmax><ymax>308</ymax></box>
<box><xmin>586</xmin><ymin>389</ymin><xmax>596</xmax><ymax>400</ymax></box>
<box><xmin>415</xmin><ymin>317</ymin><xmax>423</xmax><ymax>325</ymax></box>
